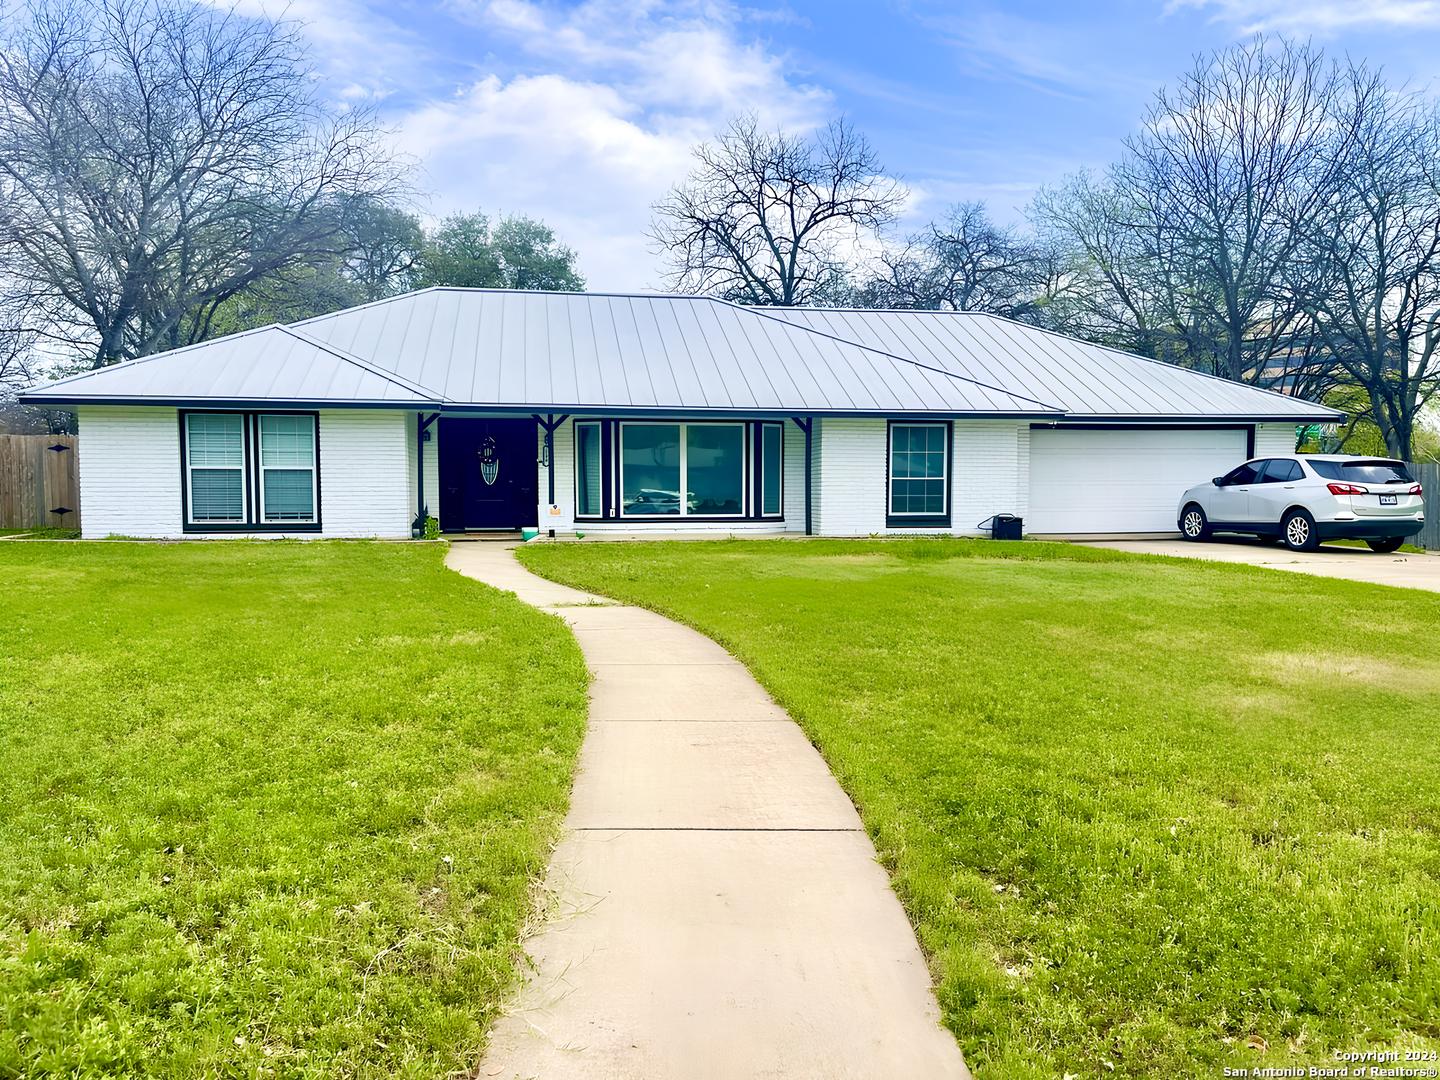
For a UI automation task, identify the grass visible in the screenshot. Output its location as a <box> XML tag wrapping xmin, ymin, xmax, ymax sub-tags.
<box><xmin>518</xmin><ymin>537</ymin><xmax>1440</xmax><ymax>1079</ymax></box>
<box><xmin>1323</xmin><ymin>538</ymin><xmax>1427</xmax><ymax>554</ymax></box>
<box><xmin>0</xmin><ymin>542</ymin><xmax>588</xmax><ymax>1079</ymax></box>
<box><xmin>0</xmin><ymin>528</ymin><xmax>82</xmax><ymax>540</ymax></box>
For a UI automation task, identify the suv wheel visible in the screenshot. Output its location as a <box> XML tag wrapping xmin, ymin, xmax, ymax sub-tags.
<box><xmin>1366</xmin><ymin>537</ymin><xmax>1405</xmax><ymax>553</ymax></box>
<box><xmin>1282</xmin><ymin>510</ymin><xmax>1319</xmax><ymax>552</ymax></box>
<box><xmin>1180</xmin><ymin>504</ymin><xmax>1211</xmax><ymax>541</ymax></box>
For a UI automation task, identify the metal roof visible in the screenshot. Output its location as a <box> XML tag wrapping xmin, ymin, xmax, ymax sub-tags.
<box><xmin>22</xmin><ymin>324</ymin><xmax>442</xmax><ymax>408</ymax></box>
<box><xmin>759</xmin><ymin>307</ymin><xmax>1341</xmax><ymax>422</ymax></box>
<box><xmin>21</xmin><ymin>288</ymin><xmax>1343</xmax><ymax>422</ymax></box>
<box><xmin>291</xmin><ymin>289</ymin><xmax>1059</xmax><ymax>416</ymax></box>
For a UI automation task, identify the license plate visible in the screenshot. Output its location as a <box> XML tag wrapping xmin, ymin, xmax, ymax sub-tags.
<box><xmin>1380</xmin><ymin>494</ymin><xmax>1397</xmax><ymax>505</ymax></box>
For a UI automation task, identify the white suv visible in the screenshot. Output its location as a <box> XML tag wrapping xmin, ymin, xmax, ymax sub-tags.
<box><xmin>1177</xmin><ymin>455</ymin><xmax>1425</xmax><ymax>552</ymax></box>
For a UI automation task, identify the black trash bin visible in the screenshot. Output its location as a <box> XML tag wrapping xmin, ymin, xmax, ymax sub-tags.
<box><xmin>979</xmin><ymin>513</ymin><xmax>1023</xmax><ymax>540</ymax></box>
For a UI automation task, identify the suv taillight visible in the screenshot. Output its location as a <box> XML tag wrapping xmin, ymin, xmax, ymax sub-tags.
<box><xmin>1327</xmin><ymin>482</ymin><xmax>1369</xmax><ymax>495</ymax></box>
<box><xmin>1412</xmin><ymin>484</ymin><xmax>1424</xmax><ymax>495</ymax></box>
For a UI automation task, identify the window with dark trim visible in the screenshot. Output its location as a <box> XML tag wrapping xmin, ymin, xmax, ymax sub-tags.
<box><xmin>575</xmin><ymin>421</ymin><xmax>604</xmax><ymax>517</ymax></box>
<box><xmin>759</xmin><ymin>422</ymin><xmax>783</xmax><ymax>517</ymax></box>
<box><xmin>181</xmin><ymin>411</ymin><xmax>320</xmax><ymax>531</ymax></box>
<box><xmin>570</xmin><ymin>418</ymin><xmax>784</xmax><ymax>522</ymax></box>
<box><xmin>888</xmin><ymin>422</ymin><xmax>950</xmax><ymax>523</ymax></box>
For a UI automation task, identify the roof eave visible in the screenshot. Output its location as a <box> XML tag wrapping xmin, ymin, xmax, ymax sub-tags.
<box><xmin>1037</xmin><ymin>412</ymin><xmax>1344</xmax><ymax>424</ymax></box>
<box><xmin>436</xmin><ymin>403</ymin><xmax>1066</xmax><ymax>419</ymax></box>
<box><xmin>19</xmin><ymin>393</ymin><xmax>442</xmax><ymax>410</ymax></box>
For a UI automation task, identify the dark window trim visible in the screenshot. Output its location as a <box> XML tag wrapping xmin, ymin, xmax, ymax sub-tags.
<box><xmin>573</xmin><ymin>420</ymin><xmax>605</xmax><ymax>520</ymax></box>
<box><xmin>757</xmin><ymin>421</ymin><xmax>784</xmax><ymax>519</ymax></box>
<box><xmin>885</xmin><ymin>419</ymin><xmax>953</xmax><ymax>529</ymax></box>
<box><xmin>179</xmin><ymin>409</ymin><xmax>322</xmax><ymax>533</ymax></box>
<box><xmin>573</xmin><ymin>417</ymin><xmax>786</xmax><ymax>523</ymax></box>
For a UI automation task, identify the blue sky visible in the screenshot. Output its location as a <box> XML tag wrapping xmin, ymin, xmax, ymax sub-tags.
<box><xmin>235</xmin><ymin>0</ymin><xmax>1440</xmax><ymax>290</ymax></box>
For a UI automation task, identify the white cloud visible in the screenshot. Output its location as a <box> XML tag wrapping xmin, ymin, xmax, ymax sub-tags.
<box><xmin>397</xmin><ymin>0</ymin><xmax>833</xmax><ymax>290</ymax></box>
<box><xmin>206</xmin><ymin>0</ymin><xmax>436</xmax><ymax>101</ymax></box>
<box><xmin>1167</xmin><ymin>0</ymin><xmax>1440</xmax><ymax>33</ymax></box>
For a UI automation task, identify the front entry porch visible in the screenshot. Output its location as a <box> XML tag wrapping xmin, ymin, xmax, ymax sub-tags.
<box><xmin>437</xmin><ymin>417</ymin><xmax>539</xmax><ymax>532</ymax></box>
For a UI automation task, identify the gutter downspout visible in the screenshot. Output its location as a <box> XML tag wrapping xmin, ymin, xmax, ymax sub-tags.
<box><xmin>791</xmin><ymin>415</ymin><xmax>814</xmax><ymax>536</ymax></box>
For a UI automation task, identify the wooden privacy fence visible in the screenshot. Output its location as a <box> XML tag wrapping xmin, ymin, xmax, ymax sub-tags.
<box><xmin>0</xmin><ymin>434</ymin><xmax>79</xmax><ymax>531</ymax></box>
<box><xmin>1415</xmin><ymin>462</ymin><xmax>1440</xmax><ymax>551</ymax></box>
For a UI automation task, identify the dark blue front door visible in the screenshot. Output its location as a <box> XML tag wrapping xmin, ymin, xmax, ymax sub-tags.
<box><xmin>438</xmin><ymin>418</ymin><xmax>538</xmax><ymax>531</ymax></box>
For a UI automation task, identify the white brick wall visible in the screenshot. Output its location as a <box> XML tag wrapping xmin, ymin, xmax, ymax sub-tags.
<box><xmin>76</xmin><ymin>406</ymin><xmax>411</xmax><ymax>539</ymax></box>
<box><xmin>319</xmin><ymin>410</ymin><xmax>411</xmax><ymax>537</ymax></box>
<box><xmin>1254</xmin><ymin>423</ymin><xmax>1300</xmax><ymax>456</ymax></box>
<box><xmin>811</xmin><ymin>418</ymin><xmax>884</xmax><ymax>535</ymax></box>
<box><xmin>952</xmin><ymin>421</ymin><xmax>1028</xmax><ymax>534</ymax></box>
<box><xmin>810</xmin><ymin>417</ymin><xmax>1030</xmax><ymax>536</ymax></box>
<box><xmin>82</xmin><ymin>407</ymin><xmax>1293</xmax><ymax>542</ymax></box>
<box><xmin>76</xmin><ymin>406</ymin><xmax>183</xmax><ymax>539</ymax></box>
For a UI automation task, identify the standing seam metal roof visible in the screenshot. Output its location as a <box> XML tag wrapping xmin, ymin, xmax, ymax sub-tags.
<box><xmin>20</xmin><ymin>288</ymin><xmax>1343</xmax><ymax>422</ymax></box>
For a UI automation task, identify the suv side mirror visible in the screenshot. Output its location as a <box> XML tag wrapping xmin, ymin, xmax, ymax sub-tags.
<box><xmin>1212</xmin><ymin>476</ymin><xmax>1225</xmax><ymax>486</ymax></box>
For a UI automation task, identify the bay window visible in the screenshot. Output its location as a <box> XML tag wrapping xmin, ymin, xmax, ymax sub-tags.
<box><xmin>181</xmin><ymin>411</ymin><xmax>319</xmax><ymax>531</ymax></box>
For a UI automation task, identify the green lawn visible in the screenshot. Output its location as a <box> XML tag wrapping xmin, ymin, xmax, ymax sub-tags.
<box><xmin>1324</xmin><ymin>538</ymin><xmax>1427</xmax><ymax>554</ymax></box>
<box><xmin>0</xmin><ymin>528</ymin><xmax>82</xmax><ymax>540</ymax></box>
<box><xmin>0</xmin><ymin>542</ymin><xmax>588</xmax><ymax>1079</ymax></box>
<box><xmin>519</xmin><ymin>538</ymin><xmax>1440</xmax><ymax>1079</ymax></box>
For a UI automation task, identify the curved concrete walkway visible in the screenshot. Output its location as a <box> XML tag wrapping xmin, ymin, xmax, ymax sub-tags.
<box><xmin>446</xmin><ymin>542</ymin><xmax>970</xmax><ymax>1080</ymax></box>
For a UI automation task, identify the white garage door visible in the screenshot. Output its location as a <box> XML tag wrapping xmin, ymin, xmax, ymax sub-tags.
<box><xmin>1028</xmin><ymin>427</ymin><xmax>1248</xmax><ymax>534</ymax></box>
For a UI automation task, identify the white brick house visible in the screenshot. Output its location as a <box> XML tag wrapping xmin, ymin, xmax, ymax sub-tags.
<box><xmin>21</xmin><ymin>289</ymin><xmax>1340</xmax><ymax>541</ymax></box>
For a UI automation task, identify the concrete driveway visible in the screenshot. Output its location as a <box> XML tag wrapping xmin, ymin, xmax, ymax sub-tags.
<box><xmin>1086</xmin><ymin>537</ymin><xmax>1440</xmax><ymax>593</ymax></box>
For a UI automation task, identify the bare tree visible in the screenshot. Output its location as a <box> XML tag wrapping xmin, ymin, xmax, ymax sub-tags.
<box><xmin>860</xmin><ymin>202</ymin><xmax>1051</xmax><ymax>318</ymax></box>
<box><xmin>0</xmin><ymin>0</ymin><xmax>403</xmax><ymax>367</ymax></box>
<box><xmin>1116</xmin><ymin>37</ymin><xmax>1355</xmax><ymax>388</ymax></box>
<box><xmin>0</xmin><ymin>312</ymin><xmax>39</xmax><ymax>399</ymax></box>
<box><xmin>1290</xmin><ymin>66</ymin><xmax>1440</xmax><ymax>459</ymax></box>
<box><xmin>1030</xmin><ymin>170</ymin><xmax>1174</xmax><ymax>357</ymax></box>
<box><xmin>651</xmin><ymin>115</ymin><xmax>903</xmax><ymax>306</ymax></box>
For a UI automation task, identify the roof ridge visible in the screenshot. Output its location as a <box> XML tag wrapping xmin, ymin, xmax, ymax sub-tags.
<box><xmin>279</xmin><ymin>325</ymin><xmax>446</xmax><ymax>402</ymax></box>
<box><xmin>932</xmin><ymin>307</ymin><xmax>1334</xmax><ymax>414</ymax></box>
<box><xmin>287</xmin><ymin>286</ymin><xmax>714</xmax><ymax>330</ymax></box>
<box><xmin>762</xmin><ymin>304</ymin><xmax>1341</xmax><ymax>418</ymax></box>
<box><xmin>728</xmin><ymin>301</ymin><xmax>1066</xmax><ymax>413</ymax></box>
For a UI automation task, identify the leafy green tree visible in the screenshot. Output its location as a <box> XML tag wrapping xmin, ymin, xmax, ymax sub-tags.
<box><xmin>203</xmin><ymin>197</ymin><xmax>423</xmax><ymax>336</ymax></box>
<box><xmin>417</xmin><ymin>213</ymin><xmax>583</xmax><ymax>291</ymax></box>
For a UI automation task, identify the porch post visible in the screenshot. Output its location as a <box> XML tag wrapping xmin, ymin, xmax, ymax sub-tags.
<box><xmin>791</xmin><ymin>415</ymin><xmax>814</xmax><ymax>536</ymax></box>
<box><xmin>415</xmin><ymin>411</ymin><xmax>440</xmax><ymax>530</ymax></box>
<box><xmin>531</xmin><ymin>413</ymin><xmax>571</xmax><ymax>509</ymax></box>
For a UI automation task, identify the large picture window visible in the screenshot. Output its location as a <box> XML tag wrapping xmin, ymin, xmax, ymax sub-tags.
<box><xmin>181</xmin><ymin>411</ymin><xmax>319</xmax><ymax>531</ymax></box>
<box><xmin>888</xmin><ymin>422</ymin><xmax>949</xmax><ymax>521</ymax></box>
<box><xmin>619</xmin><ymin>422</ymin><xmax>746</xmax><ymax>517</ymax></box>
